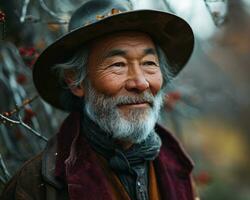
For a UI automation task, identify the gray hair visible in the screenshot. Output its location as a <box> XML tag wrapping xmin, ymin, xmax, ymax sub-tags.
<box><xmin>53</xmin><ymin>47</ymin><xmax>89</xmax><ymax>87</ymax></box>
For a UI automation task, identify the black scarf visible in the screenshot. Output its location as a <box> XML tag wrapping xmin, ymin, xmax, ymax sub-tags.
<box><xmin>81</xmin><ymin>110</ymin><xmax>162</xmax><ymax>173</ymax></box>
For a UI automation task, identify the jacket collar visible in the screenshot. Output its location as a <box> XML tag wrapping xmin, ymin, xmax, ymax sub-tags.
<box><xmin>41</xmin><ymin>112</ymin><xmax>194</xmax><ymax>189</ymax></box>
<box><xmin>42</xmin><ymin>135</ymin><xmax>63</xmax><ymax>189</ymax></box>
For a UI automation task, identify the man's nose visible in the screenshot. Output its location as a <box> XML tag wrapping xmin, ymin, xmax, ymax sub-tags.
<box><xmin>125</xmin><ymin>65</ymin><xmax>149</xmax><ymax>93</ymax></box>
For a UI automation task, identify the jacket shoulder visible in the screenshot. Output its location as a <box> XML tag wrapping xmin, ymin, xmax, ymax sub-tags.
<box><xmin>155</xmin><ymin>124</ymin><xmax>194</xmax><ymax>172</ymax></box>
<box><xmin>1</xmin><ymin>153</ymin><xmax>46</xmax><ymax>200</ymax></box>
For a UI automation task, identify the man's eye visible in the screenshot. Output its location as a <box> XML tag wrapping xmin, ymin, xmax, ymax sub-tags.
<box><xmin>110</xmin><ymin>62</ymin><xmax>126</xmax><ymax>67</ymax></box>
<box><xmin>142</xmin><ymin>61</ymin><xmax>158</xmax><ymax>66</ymax></box>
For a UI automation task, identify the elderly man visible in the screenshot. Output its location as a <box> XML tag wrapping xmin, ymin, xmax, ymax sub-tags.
<box><xmin>1</xmin><ymin>0</ymin><xmax>197</xmax><ymax>199</ymax></box>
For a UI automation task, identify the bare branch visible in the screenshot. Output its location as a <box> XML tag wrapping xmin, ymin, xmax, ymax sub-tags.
<box><xmin>0</xmin><ymin>154</ymin><xmax>11</xmax><ymax>181</ymax></box>
<box><xmin>0</xmin><ymin>174</ymin><xmax>6</xmax><ymax>184</ymax></box>
<box><xmin>20</xmin><ymin>0</ymin><xmax>31</xmax><ymax>23</ymax></box>
<box><xmin>20</xmin><ymin>0</ymin><xmax>67</xmax><ymax>24</ymax></box>
<box><xmin>161</xmin><ymin>0</ymin><xmax>175</xmax><ymax>13</ymax></box>
<box><xmin>38</xmin><ymin>0</ymin><xmax>67</xmax><ymax>23</ymax></box>
<box><xmin>0</xmin><ymin>114</ymin><xmax>19</xmax><ymax>124</ymax></box>
<box><xmin>17</xmin><ymin>114</ymin><xmax>48</xmax><ymax>142</ymax></box>
<box><xmin>0</xmin><ymin>95</ymin><xmax>48</xmax><ymax>142</ymax></box>
<box><xmin>204</xmin><ymin>0</ymin><xmax>228</xmax><ymax>26</ymax></box>
<box><xmin>23</xmin><ymin>15</ymin><xmax>68</xmax><ymax>25</ymax></box>
<box><xmin>0</xmin><ymin>113</ymin><xmax>48</xmax><ymax>142</ymax></box>
<box><xmin>2</xmin><ymin>95</ymin><xmax>38</xmax><ymax>117</ymax></box>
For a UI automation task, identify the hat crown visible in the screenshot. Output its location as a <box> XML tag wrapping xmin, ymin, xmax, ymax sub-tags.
<box><xmin>69</xmin><ymin>0</ymin><xmax>132</xmax><ymax>31</ymax></box>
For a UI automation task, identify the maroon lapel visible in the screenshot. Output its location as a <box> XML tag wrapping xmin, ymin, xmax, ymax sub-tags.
<box><xmin>65</xmin><ymin>136</ymin><xmax>114</xmax><ymax>200</ymax></box>
<box><xmin>55</xmin><ymin>112</ymin><xmax>82</xmax><ymax>180</ymax></box>
<box><xmin>55</xmin><ymin>112</ymin><xmax>114</xmax><ymax>200</ymax></box>
<box><xmin>154</xmin><ymin>125</ymin><xmax>194</xmax><ymax>200</ymax></box>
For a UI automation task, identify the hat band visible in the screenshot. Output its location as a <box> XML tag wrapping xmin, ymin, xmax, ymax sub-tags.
<box><xmin>96</xmin><ymin>8</ymin><xmax>123</xmax><ymax>20</ymax></box>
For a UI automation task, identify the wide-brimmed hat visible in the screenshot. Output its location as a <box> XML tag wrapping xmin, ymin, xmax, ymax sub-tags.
<box><xmin>33</xmin><ymin>0</ymin><xmax>194</xmax><ymax>111</ymax></box>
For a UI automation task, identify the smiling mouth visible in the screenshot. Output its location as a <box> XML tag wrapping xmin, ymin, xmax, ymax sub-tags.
<box><xmin>118</xmin><ymin>102</ymin><xmax>152</xmax><ymax>108</ymax></box>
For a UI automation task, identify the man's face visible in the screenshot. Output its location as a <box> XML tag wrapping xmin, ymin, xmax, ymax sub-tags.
<box><xmin>83</xmin><ymin>31</ymin><xmax>164</xmax><ymax>143</ymax></box>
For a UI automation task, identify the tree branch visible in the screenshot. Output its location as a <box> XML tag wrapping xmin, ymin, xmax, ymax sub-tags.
<box><xmin>38</xmin><ymin>0</ymin><xmax>67</xmax><ymax>23</ymax></box>
<box><xmin>0</xmin><ymin>174</ymin><xmax>6</xmax><ymax>184</ymax></box>
<box><xmin>23</xmin><ymin>15</ymin><xmax>68</xmax><ymax>25</ymax></box>
<box><xmin>0</xmin><ymin>154</ymin><xmax>11</xmax><ymax>182</ymax></box>
<box><xmin>204</xmin><ymin>0</ymin><xmax>228</xmax><ymax>26</ymax></box>
<box><xmin>20</xmin><ymin>0</ymin><xmax>31</xmax><ymax>23</ymax></box>
<box><xmin>0</xmin><ymin>95</ymin><xmax>48</xmax><ymax>142</ymax></box>
<box><xmin>2</xmin><ymin>95</ymin><xmax>38</xmax><ymax>117</ymax></box>
<box><xmin>161</xmin><ymin>0</ymin><xmax>176</xmax><ymax>13</ymax></box>
<box><xmin>18</xmin><ymin>114</ymin><xmax>48</xmax><ymax>142</ymax></box>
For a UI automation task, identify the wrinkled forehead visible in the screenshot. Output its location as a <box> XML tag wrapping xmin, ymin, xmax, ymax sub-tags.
<box><xmin>88</xmin><ymin>31</ymin><xmax>157</xmax><ymax>58</ymax></box>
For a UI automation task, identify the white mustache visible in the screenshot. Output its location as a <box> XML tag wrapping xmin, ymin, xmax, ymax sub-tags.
<box><xmin>109</xmin><ymin>92</ymin><xmax>155</xmax><ymax>107</ymax></box>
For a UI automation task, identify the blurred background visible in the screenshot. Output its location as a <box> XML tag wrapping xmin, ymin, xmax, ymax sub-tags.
<box><xmin>0</xmin><ymin>0</ymin><xmax>249</xmax><ymax>199</ymax></box>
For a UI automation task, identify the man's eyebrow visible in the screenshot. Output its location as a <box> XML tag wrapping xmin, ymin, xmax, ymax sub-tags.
<box><xmin>102</xmin><ymin>49</ymin><xmax>127</xmax><ymax>59</ymax></box>
<box><xmin>144</xmin><ymin>48</ymin><xmax>157</xmax><ymax>56</ymax></box>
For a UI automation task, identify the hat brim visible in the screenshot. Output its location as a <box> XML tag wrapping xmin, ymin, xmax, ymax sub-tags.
<box><xmin>33</xmin><ymin>9</ymin><xmax>194</xmax><ymax>111</ymax></box>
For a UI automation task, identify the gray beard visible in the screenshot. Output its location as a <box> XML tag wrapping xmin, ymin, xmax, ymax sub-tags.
<box><xmin>84</xmin><ymin>81</ymin><xmax>164</xmax><ymax>144</ymax></box>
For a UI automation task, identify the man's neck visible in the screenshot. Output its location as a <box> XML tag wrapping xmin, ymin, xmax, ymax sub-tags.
<box><xmin>114</xmin><ymin>139</ymin><xmax>133</xmax><ymax>150</ymax></box>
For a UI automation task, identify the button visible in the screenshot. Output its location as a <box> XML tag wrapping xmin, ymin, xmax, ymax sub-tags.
<box><xmin>137</xmin><ymin>181</ymin><xmax>141</xmax><ymax>186</ymax></box>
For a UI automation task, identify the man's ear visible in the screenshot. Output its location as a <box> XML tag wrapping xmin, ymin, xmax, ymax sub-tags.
<box><xmin>64</xmin><ymin>70</ymin><xmax>85</xmax><ymax>97</ymax></box>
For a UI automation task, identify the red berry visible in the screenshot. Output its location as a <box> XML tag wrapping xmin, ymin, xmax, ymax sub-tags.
<box><xmin>16</xmin><ymin>74</ymin><xmax>27</xmax><ymax>84</ymax></box>
<box><xmin>0</xmin><ymin>11</ymin><xmax>5</xmax><ymax>22</ymax></box>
